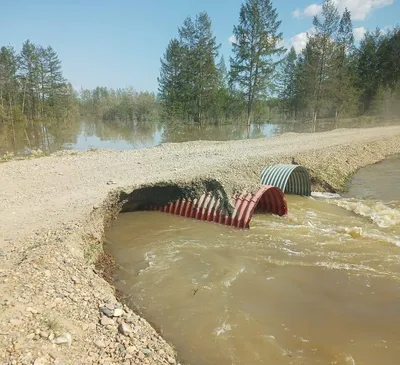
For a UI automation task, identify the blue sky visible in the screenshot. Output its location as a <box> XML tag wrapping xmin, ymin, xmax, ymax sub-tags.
<box><xmin>1</xmin><ymin>0</ymin><xmax>398</xmax><ymax>92</ymax></box>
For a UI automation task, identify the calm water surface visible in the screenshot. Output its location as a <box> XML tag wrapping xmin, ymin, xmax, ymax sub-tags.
<box><xmin>106</xmin><ymin>156</ymin><xmax>400</xmax><ymax>365</ymax></box>
<box><xmin>1</xmin><ymin>118</ymin><xmax>399</xmax><ymax>155</ymax></box>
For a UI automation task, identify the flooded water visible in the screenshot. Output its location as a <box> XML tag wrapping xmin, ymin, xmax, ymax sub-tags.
<box><xmin>344</xmin><ymin>154</ymin><xmax>400</xmax><ymax>205</ymax></box>
<box><xmin>106</xmin><ymin>156</ymin><xmax>400</xmax><ymax>365</ymax></box>
<box><xmin>1</xmin><ymin>117</ymin><xmax>399</xmax><ymax>156</ymax></box>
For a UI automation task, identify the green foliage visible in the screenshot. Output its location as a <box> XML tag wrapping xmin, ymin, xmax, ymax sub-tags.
<box><xmin>0</xmin><ymin>40</ymin><xmax>78</xmax><ymax>125</ymax></box>
<box><xmin>79</xmin><ymin>87</ymin><xmax>159</xmax><ymax>123</ymax></box>
<box><xmin>278</xmin><ymin>46</ymin><xmax>297</xmax><ymax>118</ymax></box>
<box><xmin>275</xmin><ymin>0</ymin><xmax>400</xmax><ymax>122</ymax></box>
<box><xmin>229</xmin><ymin>0</ymin><xmax>285</xmax><ymax>125</ymax></box>
<box><xmin>158</xmin><ymin>12</ymin><xmax>221</xmax><ymax>124</ymax></box>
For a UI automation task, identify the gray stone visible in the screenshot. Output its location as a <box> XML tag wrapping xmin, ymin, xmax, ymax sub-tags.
<box><xmin>100</xmin><ymin>306</ymin><xmax>114</xmax><ymax>318</ymax></box>
<box><xmin>142</xmin><ymin>349</ymin><xmax>151</xmax><ymax>355</ymax></box>
<box><xmin>167</xmin><ymin>357</ymin><xmax>176</xmax><ymax>364</ymax></box>
<box><xmin>100</xmin><ymin>316</ymin><xmax>114</xmax><ymax>326</ymax></box>
<box><xmin>118</xmin><ymin>344</ymin><xmax>126</xmax><ymax>353</ymax></box>
<box><xmin>71</xmin><ymin>275</ymin><xmax>79</xmax><ymax>284</ymax></box>
<box><xmin>118</xmin><ymin>323</ymin><xmax>132</xmax><ymax>336</ymax></box>
<box><xmin>54</xmin><ymin>332</ymin><xmax>72</xmax><ymax>346</ymax></box>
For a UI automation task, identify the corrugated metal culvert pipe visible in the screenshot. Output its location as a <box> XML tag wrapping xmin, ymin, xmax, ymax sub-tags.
<box><xmin>260</xmin><ymin>164</ymin><xmax>311</xmax><ymax>196</ymax></box>
<box><xmin>147</xmin><ymin>185</ymin><xmax>287</xmax><ymax>229</ymax></box>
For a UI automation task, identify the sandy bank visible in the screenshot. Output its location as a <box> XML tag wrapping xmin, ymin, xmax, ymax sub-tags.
<box><xmin>1</xmin><ymin>125</ymin><xmax>400</xmax><ymax>364</ymax></box>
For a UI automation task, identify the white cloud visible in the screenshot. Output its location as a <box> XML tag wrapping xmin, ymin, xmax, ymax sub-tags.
<box><xmin>292</xmin><ymin>8</ymin><xmax>301</xmax><ymax>18</ymax></box>
<box><xmin>334</xmin><ymin>0</ymin><xmax>394</xmax><ymax>20</ymax></box>
<box><xmin>289</xmin><ymin>28</ymin><xmax>316</xmax><ymax>53</ymax></box>
<box><xmin>228</xmin><ymin>35</ymin><xmax>237</xmax><ymax>44</ymax></box>
<box><xmin>290</xmin><ymin>33</ymin><xmax>308</xmax><ymax>53</ymax></box>
<box><xmin>353</xmin><ymin>27</ymin><xmax>366</xmax><ymax>41</ymax></box>
<box><xmin>304</xmin><ymin>4</ymin><xmax>323</xmax><ymax>16</ymax></box>
<box><xmin>294</xmin><ymin>0</ymin><xmax>394</xmax><ymax>21</ymax></box>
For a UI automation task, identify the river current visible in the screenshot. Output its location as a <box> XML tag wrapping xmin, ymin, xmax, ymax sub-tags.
<box><xmin>106</xmin><ymin>155</ymin><xmax>400</xmax><ymax>365</ymax></box>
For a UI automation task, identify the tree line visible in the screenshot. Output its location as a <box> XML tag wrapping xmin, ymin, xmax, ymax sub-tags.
<box><xmin>0</xmin><ymin>40</ymin><xmax>78</xmax><ymax>125</ymax></box>
<box><xmin>79</xmin><ymin>87</ymin><xmax>159</xmax><ymax>123</ymax></box>
<box><xmin>158</xmin><ymin>0</ymin><xmax>400</xmax><ymax>125</ymax></box>
<box><xmin>278</xmin><ymin>1</ymin><xmax>400</xmax><ymax>121</ymax></box>
<box><xmin>2</xmin><ymin>0</ymin><xmax>399</xmax><ymax>130</ymax></box>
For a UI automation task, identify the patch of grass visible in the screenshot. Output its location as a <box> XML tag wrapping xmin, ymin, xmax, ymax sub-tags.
<box><xmin>0</xmin><ymin>152</ymin><xmax>15</xmax><ymax>162</ymax></box>
<box><xmin>41</xmin><ymin>316</ymin><xmax>63</xmax><ymax>335</ymax></box>
<box><xmin>0</xmin><ymin>149</ymin><xmax>48</xmax><ymax>163</ymax></box>
<box><xmin>84</xmin><ymin>240</ymin><xmax>102</xmax><ymax>263</ymax></box>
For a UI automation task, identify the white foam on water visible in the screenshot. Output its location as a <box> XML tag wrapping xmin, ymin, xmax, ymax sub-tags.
<box><xmin>335</xmin><ymin>199</ymin><xmax>400</xmax><ymax>228</ymax></box>
<box><xmin>312</xmin><ymin>192</ymin><xmax>342</xmax><ymax>199</ymax></box>
<box><xmin>315</xmin><ymin>261</ymin><xmax>377</xmax><ymax>273</ymax></box>
<box><xmin>345</xmin><ymin>355</ymin><xmax>356</xmax><ymax>365</ymax></box>
<box><xmin>334</xmin><ymin>226</ymin><xmax>363</xmax><ymax>239</ymax></box>
<box><xmin>214</xmin><ymin>322</ymin><xmax>232</xmax><ymax>336</ymax></box>
<box><xmin>281</xmin><ymin>247</ymin><xmax>304</xmax><ymax>256</ymax></box>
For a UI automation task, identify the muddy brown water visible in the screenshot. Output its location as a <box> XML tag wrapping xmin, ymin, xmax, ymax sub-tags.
<box><xmin>105</xmin><ymin>156</ymin><xmax>400</xmax><ymax>365</ymax></box>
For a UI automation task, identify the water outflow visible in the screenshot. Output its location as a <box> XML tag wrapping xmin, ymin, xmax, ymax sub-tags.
<box><xmin>105</xmin><ymin>156</ymin><xmax>400</xmax><ymax>365</ymax></box>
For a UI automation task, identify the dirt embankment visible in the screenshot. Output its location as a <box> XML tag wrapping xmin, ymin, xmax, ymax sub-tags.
<box><xmin>1</xmin><ymin>126</ymin><xmax>400</xmax><ymax>365</ymax></box>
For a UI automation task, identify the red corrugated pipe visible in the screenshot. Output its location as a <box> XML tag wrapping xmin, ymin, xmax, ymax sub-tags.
<box><xmin>148</xmin><ymin>185</ymin><xmax>287</xmax><ymax>229</ymax></box>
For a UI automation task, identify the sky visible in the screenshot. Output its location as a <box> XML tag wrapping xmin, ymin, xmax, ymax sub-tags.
<box><xmin>1</xmin><ymin>0</ymin><xmax>398</xmax><ymax>93</ymax></box>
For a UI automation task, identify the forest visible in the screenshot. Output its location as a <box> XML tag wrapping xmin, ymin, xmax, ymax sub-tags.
<box><xmin>157</xmin><ymin>0</ymin><xmax>400</xmax><ymax>125</ymax></box>
<box><xmin>1</xmin><ymin>0</ymin><xmax>400</xmax><ymax>130</ymax></box>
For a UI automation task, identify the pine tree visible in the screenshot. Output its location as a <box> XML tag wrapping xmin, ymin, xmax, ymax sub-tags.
<box><xmin>355</xmin><ymin>29</ymin><xmax>383</xmax><ymax>113</ymax></box>
<box><xmin>217</xmin><ymin>55</ymin><xmax>228</xmax><ymax>89</ymax></box>
<box><xmin>0</xmin><ymin>46</ymin><xmax>18</xmax><ymax>122</ymax></box>
<box><xmin>229</xmin><ymin>0</ymin><xmax>284</xmax><ymax>126</ymax></box>
<box><xmin>19</xmin><ymin>40</ymin><xmax>40</xmax><ymax>119</ymax></box>
<box><xmin>179</xmin><ymin>12</ymin><xmax>220</xmax><ymax>124</ymax></box>
<box><xmin>278</xmin><ymin>46</ymin><xmax>297</xmax><ymax>118</ymax></box>
<box><xmin>309</xmin><ymin>0</ymin><xmax>340</xmax><ymax>122</ymax></box>
<box><xmin>332</xmin><ymin>8</ymin><xmax>356</xmax><ymax>120</ymax></box>
<box><xmin>159</xmin><ymin>12</ymin><xmax>220</xmax><ymax>123</ymax></box>
<box><xmin>377</xmin><ymin>27</ymin><xmax>400</xmax><ymax>91</ymax></box>
<box><xmin>158</xmin><ymin>38</ymin><xmax>185</xmax><ymax>118</ymax></box>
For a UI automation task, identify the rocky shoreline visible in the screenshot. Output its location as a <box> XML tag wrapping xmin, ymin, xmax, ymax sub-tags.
<box><xmin>1</xmin><ymin>126</ymin><xmax>400</xmax><ymax>364</ymax></box>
